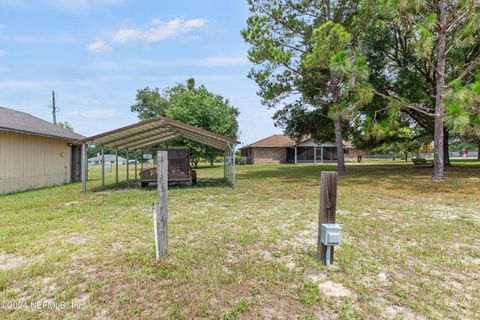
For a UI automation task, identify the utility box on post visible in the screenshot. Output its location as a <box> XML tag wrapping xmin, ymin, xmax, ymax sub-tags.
<box><xmin>320</xmin><ymin>224</ymin><xmax>342</xmax><ymax>246</ymax></box>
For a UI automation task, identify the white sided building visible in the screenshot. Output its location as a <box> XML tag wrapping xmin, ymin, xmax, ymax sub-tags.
<box><xmin>0</xmin><ymin>106</ymin><xmax>84</xmax><ymax>194</ymax></box>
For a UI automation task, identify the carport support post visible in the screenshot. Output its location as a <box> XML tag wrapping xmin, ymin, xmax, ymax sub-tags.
<box><xmin>156</xmin><ymin>150</ymin><xmax>168</xmax><ymax>259</ymax></box>
<box><xmin>126</xmin><ymin>149</ymin><xmax>129</xmax><ymax>186</ymax></box>
<box><xmin>101</xmin><ymin>146</ymin><xmax>105</xmax><ymax>191</ymax></box>
<box><xmin>223</xmin><ymin>150</ymin><xmax>227</xmax><ymax>178</ymax></box>
<box><xmin>317</xmin><ymin>172</ymin><xmax>338</xmax><ymax>264</ymax></box>
<box><xmin>134</xmin><ymin>151</ymin><xmax>138</xmax><ymax>181</ymax></box>
<box><xmin>115</xmin><ymin>147</ymin><xmax>119</xmax><ymax>185</ymax></box>
<box><xmin>81</xmin><ymin>144</ymin><xmax>87</xmax><ymax>192</ymax></box>
<box><xmin>231</xmin><ymin>144</ymin><xmax>236</xmax><ymax>188</ymax></box>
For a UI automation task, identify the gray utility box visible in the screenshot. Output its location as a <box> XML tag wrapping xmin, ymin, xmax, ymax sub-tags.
<box><xmin>320</xmin><ymin>224</ymin><xmax>342</xmax><ymax>246</ymax></box>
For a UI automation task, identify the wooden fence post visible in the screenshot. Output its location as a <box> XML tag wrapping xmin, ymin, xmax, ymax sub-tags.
<box><xmin>317</xmin><ymin>171</ymin><xmax>338</xmax><ymax>264</ymax></box>
<box><xmin>152</xmin><ymin>203</ymin><xmax>159</xmax><ymax>260</ymax></box>
<box><xmin>156</xmin><ymin>150</ymin><xmax>168</xmax><ymax>259</ymax></box>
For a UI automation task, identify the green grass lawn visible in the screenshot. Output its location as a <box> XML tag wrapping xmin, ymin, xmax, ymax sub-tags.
<box><xmin>0</xmin><ymin>160</ymin><xmax>479</xmax><ymax>319</ymax></box>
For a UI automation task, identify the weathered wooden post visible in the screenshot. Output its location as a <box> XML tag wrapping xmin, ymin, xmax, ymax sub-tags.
<box><xmin>317</xmin><ymin>171</ymin><xmax>338</xmax><ymax>264</ymax></box>
<box><xmin>152</xmin><ymin>203</ymin><xmax>159</xmax><ymax>260</ymax></box>
<box><xmin>154</xmin><ymin>150</ymin><xmax>168</xmax><ymax>259</ymax></box>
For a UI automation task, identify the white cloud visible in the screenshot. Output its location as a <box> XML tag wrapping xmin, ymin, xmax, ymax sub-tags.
<box><xmin>71</xmin><ymin>109</ymin><xmax>117</xmax><ymax>119</ymax></box>
<box><xmin>87</xmin><ymin>40</ymin><xmax>112</xmax><ymax>53</ymax></box>
<box><xmin>133</xmin><ymin>55</ymin><xmax>249</xmax><ymax>68</ymax></box>
<box><xmin>113</xmin><ymin>18</ymin><xmax>207</xmax><ymax>44</ymax></box>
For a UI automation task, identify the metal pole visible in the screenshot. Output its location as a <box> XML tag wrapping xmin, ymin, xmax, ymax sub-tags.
<box><xmin>321</xmin><ymin>146</ymin><xmax>324</xmax><ymax>163</ymax></box>
<box><xmin>314</xmin><ymin>146</ymin><xmax>317</xmax><ymax>164</ymax></box>
<box><xmin>115</xmin><ymin>147</ymin><xmax>118</xmax><ymax>185</ymax></box>
<box><xmin>223</xmin><ymin>150</ymin><xmax>227</xmax><ymax>179</ymax></box>
<box><xmin>81</xmin><ymin>144</ymin><xmax>87</xmax><ymax>192</ymax></box>
<box><xmin>232</xmin><ymin>145</ymin><xmax>236</xmax><ymax>188</ymax></box>
<box><xmin>228</xmin><ymin>148</ymin><xmax>231</xmax><ymax>186</ymax></box>
<box><xmin>51</xmin><ymin>91</ymin><xmax>57</xmax><ymax>125</ymax></box>
<box><xmin>295</xmin><ymin>147</ymin><xmax>297</xmax><ymax>164</ymax></box>
<box><xmin>126</xmin><ymin>149</ymin><xmax>129</xmax><ymax>185</ymax></box>
<box><xmin>101</xmin><ymin>146</ymin><xmax>105</xmax><ymax>190</ymax></box>
<box><xmin>135</xmin><ymin>150</ymin><xmax>138</xmax><ymax>181</ymax></box>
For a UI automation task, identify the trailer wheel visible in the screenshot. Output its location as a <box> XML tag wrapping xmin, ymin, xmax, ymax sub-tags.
<box><xmin>191</xmin><ymin>170</ymin><xmax>197</xmax><ymax>186</ymax></box>
<box><xmin>141</xmin><ymin>182</ymin><xmax>148</xmax><ymax>188</ymax></box>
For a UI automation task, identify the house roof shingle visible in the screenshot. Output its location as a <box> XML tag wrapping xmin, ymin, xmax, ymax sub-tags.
<box><xmin>0</xmin><ymin>106</ymin><xmax>84</xmax><ymax>142</ymax></box>
<box><xmin>241</xmin><ymin>134</ymin><xmax>354</xmax><ymax>149</ymax></box>
<box><xmin>241</xmin><ymin>134</ymin><xmax>296</xmax><ymax>148</ymax></box>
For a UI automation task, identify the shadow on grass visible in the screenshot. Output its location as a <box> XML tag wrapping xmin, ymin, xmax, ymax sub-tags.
<box><xmin>236</xmin><ymin>162</ymin><xmax>480</xmax><ymax>193</ymax></box>
<box><xmin>193</xmin><ymin>164</ymin><xmax>223</xmax><ymax>170</ymax></box>
<box><xmin>87</xmin><ymin>177</ymin><xmax>229</xmax><ymax>192</ymax></box>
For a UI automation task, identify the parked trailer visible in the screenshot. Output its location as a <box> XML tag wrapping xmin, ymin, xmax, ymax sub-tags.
<box><xmin>140</xmin><ymin>147</ymin><xmax>197</xmax><ymax>187</ymax></box>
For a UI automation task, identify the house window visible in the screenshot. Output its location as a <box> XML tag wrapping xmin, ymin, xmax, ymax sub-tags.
<box><xmin>297</xmin><ymin>147</ymin><xmax>314</xmax><ymax>161</ymax></box>
<box><xmin>323</xmin><ymin>147</ymin><xmax>337</xmax><ymax>160</ymax></box>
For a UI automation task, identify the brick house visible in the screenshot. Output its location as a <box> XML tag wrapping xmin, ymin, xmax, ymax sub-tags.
<box><xmin>239</xmin><ymin>134</ymin><xmax>367</xmax><ymax>164</ymax></box>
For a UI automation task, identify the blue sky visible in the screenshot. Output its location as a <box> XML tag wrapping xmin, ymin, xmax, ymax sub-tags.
<box><xmin>0</xmin><ymin>0</ymin><xmax>282</xmax><ymax>145</ymax></box>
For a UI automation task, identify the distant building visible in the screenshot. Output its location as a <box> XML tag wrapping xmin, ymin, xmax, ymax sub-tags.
<box><xmin>240</xmin><ymin>134</ymin><xmax>367</xmax><ymax>164</ymax></box>
<box><xmin>88</xmin><ymin>154</ymin><xmax>127</xmax><ymax>165</ymax></box>
<box><xmin>0</xmin><ymin>106</ymin><xmax>84</xmax><ymax>194</ymax></box>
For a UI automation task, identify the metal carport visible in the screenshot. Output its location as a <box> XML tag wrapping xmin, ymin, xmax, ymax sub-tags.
<box><xmin>78</xmin><ymin>116</ymin><xmax>239</xmax><ymax>191</ymax></box>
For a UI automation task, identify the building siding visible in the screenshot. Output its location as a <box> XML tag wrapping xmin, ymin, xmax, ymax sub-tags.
<box><xmin>0</xmin><ymin>131</ymin><xmax>72</xmax><ymax>194</ymax></box>
<box><xmin>345</xmin><ymin>148</ymin><xmax>368</xmax><ymax>162</ymax></box>
<box><xmin>251</xmin><ymin>147</ymin><xmax>287</xmax><ymax>164</ymax></box>
<box><xmin>241</xmin><ymin>146</ymin><xmax>367</xmax><ymax>164</ymax></box>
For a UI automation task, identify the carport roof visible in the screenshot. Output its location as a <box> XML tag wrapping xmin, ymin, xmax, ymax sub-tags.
<box><xmin>80</xmin><ymin>116</ymin><xmax>239</xmax><ymax>151</ymax></box>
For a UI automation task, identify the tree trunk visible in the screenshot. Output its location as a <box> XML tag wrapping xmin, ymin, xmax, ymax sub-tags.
<box><xmin>334</xmin><ymin>116</ymin><xmax>346</xmax><ymax>173</ymax></box>
<box><xmin>443</xmin><ymin>127</ymin><xmax>451</xmax><ymax>166</ymax></box>
<box><xmin>478</xmin><ymin>142</ymin><xmax>480</xmax><ymax>160</ymax></box>
<box><xmin>432</xmin><ymin>0</ymin><xmax>447</xmax><ymax>181</ymax></box>
<box><xmin>330</xmin><ymin>76</ymin><xmax>345</xmax><ymax>174</ymax></box>
<box><xmin>405</xmin><ymin>152</ymin><xmax>408</xmax><ymax>162</ymax></box>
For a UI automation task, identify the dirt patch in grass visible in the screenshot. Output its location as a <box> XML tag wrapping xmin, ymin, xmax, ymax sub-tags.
<box><xmin>0</xmin><ymin>254</ymin><xmax>25</xmax><ymax>270</ymax></box>
<box><xmin>385</xmin><ymin>305</ymin><xmax>426</xmax><ymax>320</ymax></box>
<box><xmin>319</xmin><ymin>280</ymin><xmax>356</xmax><ymax>298</ymax></box>
<box><xmin>1</xmin><ymin>161</ymin><xmax>479</xmax><ymax>319</ymax></box>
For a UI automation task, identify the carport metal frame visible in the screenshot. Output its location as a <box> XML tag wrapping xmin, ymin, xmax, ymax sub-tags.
<box><xmin>79</xmin><ymin>116</ymin><xmax>239</xmax><ymax>191</ymax></box>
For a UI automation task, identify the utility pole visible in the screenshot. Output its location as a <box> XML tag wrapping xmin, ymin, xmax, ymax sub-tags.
<box><xmin>51</xmin><ymin>90</ymin><xmax>57</xmax><ymax>124</ymax></box>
